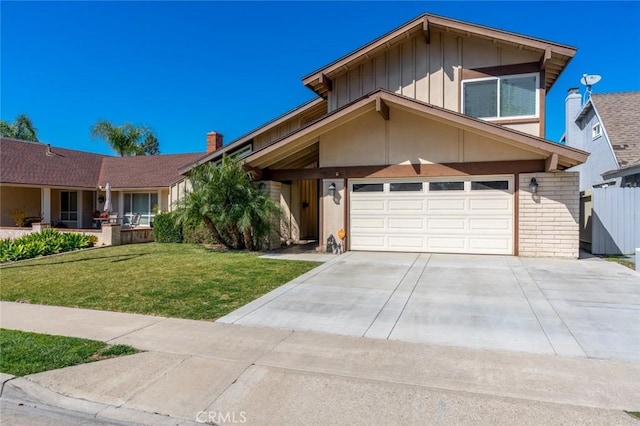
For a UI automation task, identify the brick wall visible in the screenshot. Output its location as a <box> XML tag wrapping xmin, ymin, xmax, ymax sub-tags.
<box><xmin>519</xmin><ymin>172</ymin><xmax>580</xmax><ymax>258</ymax></box>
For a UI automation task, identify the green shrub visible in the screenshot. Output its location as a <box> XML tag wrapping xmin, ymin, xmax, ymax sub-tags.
<box><xmin>182</xmin><ymin>221</ymin><xmax>216</xmax><ymax>244</ymax></box>
<box><xmin>0</xmin><ymin>230</ymin><xmax>95</xmax><ymax>263</ymax></box>
<box><xmin>153</xmin><ymin>213</ymin><xmax>182</xmax><ymax>243</ymax></box>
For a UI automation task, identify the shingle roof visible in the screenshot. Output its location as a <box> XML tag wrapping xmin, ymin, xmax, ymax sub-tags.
<box><xmin>98</xmin><ymin>153</ymin><xmax>204</xmax><ymax>188</ymax></box>
<box><xmin>591</xmin><ymin>92</ymin><xmax>640</xmax><ymax>168</ymax></box>
<box><xmin>0</xmin><ymin>137</ymin><xmax>203</xmax><ymax>189</ymax></box>
<box><xmin>0</xmin><ymin>138</ymin><xmax>106</xmax><ymax>188</ymax></box>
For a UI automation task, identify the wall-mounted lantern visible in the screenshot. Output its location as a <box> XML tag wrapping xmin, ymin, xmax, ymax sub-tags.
<box><xmin>529</xmin><ymin>177</ymin><xmax>539</xmax><ymax>194</ymax></box>
<box><xmin>328</xmin><ymin>182</ymin><xmax>336</xmax><ymax>197</ymax></box>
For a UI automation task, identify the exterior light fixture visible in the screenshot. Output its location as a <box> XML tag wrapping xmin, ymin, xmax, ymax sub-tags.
<box><xmin>529</xmin><ymin>177</ymin><xmax>539</xmax><ymax>194</ymax></box>
<box><xmin>328</xmin><ymin>182</ymin><xmax>336</xmax><ymax>197</ymax></box>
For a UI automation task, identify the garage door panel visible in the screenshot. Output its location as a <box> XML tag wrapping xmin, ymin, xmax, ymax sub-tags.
<box><xmin>351</xmin><ymin>199</ymin><xmax>386</xmax><ymax>211</ymax></box>
<box><xmin>469</xmin><ymin>218</ymin><xmax>511</xmax><ymax>231</ymax></box>
<box><xmin>388</xmin><ymin>217</ymin><xmax>424</xmax><ymax>230</ymax></box>
<box><xmin>469</xmin><ymin>237</ymin><xmax>511</xmax><ymax>250</ymax></box>
<box><xmin>427</xmin><ymin>218</ymin><xmax>466</xmax><ymax>231</ymax></box>
<box><xmin>350</xmin><ymin>176</ymin><xmax>513</xmax><ymax>255</ymax></box>
<box><xmin>388</xmin><ymin>199</ymin><xmax>424</xmax><ymax>210</ymax></box>
<box><xmin>388</xmin><ymin>236</ymin><xmax>425</xmax><ymax>249</ymax></box>
<box><xmin>351</xmin><ymin>217</ymin><xmax>386</xmax><ymax>229</ymax></box>
<box><xmin>469</xmin><ymin>198</ymin><xmax>511</xmax><ymax>211</ymax></box>
<box><xmin>426</xmin><ymin>198</ymin><xmax>466</xmax><ymax>211</ymax></box>
<box><xmin>427</xmin><ymin>237</ymin><xmax>466</xmax><ymax>250</ymax></box>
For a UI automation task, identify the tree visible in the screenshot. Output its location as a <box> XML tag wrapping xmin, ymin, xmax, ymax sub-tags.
<box><xmin>90</xmin><ymin>120</ymin><xmax>160</xmax><ymax>156</ymax></box>
<box><xmin>0</xmin><ymin>114</ymin><xmax>39</xmax><ymax>141</ymax></box>
<box><xmin>174</xmin><ymin>155</ymin><xmax>281</xmax><ymax>251</ymax></box>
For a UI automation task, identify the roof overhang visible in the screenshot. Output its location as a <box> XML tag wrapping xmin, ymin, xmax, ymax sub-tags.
<box><xmin>602</xmin><ymin>162</ymin><xmax>640</xmax><ymax>180</ymax></box>
<box><xmin>179</xmin><ymin>98</ymin><xmax>327</xmax><ymax>175</ymax></box>
<box><xmin>244</xmin><ymin>89</ymin><xmax>588</xmax><ymax>170</ymax></box>
<box><xmin>303</xmin><ymin>13</ymin><xmax>577</xmax><ymax>97</ymax></box>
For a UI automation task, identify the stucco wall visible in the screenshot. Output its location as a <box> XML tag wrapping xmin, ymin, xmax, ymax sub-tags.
<box><xmin>0</xmin><ymin>186</ymin><xmax>41</xmax><ymax>227</ymax></box>
<box><xmin>319</xmin><ymin>108</ymin><xmax>544</xmax><ymax>168</ymax></box>
<box><xmin>321</xmin><ymin>179</ymin><xmax>346</xmax><ymax>253</ymax></box>
<box><xmin>519</xmin><ymin>172</ymin><xmax>580</xmax><ymax>258</ymax></box>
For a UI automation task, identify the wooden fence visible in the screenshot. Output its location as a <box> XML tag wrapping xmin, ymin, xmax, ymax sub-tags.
<box><xmin>580</xmin><ymin>188</ymin><xmax>640</xmax><ymax>254</ymax></box>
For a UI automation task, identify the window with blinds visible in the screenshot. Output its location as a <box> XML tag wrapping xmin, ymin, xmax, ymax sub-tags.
<box><xmin>462</xmin><ymin>73</ymin><xmax>538</xmax><ymax>120</ymax></box>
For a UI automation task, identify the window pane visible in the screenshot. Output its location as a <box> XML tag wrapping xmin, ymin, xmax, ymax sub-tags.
<box><xmin>61</xmin><ymin>192</ymin><xmax>69</xmax><ymax>211</ymax></box>
<box><xmin>70</xmin><ymin>213</ymin><xmax>77</xmax><ymax>221</ymax></box>
<box><xmin>124</xmin><ymin>194</ymin><xmax>132</xmax><ymax>213</ymax></box>
<box><xmin>500</xmin><ymin>76</ymin><xmax>536</xmax><ymax>117</ymax></box>
<box><xmin>150</xmin><ymin>193</ymin><xmax>158</xmax><ymax>211</ymax></box>
<box><xmin>390</xmin><ymin>182</ymin><xmax>423</xmax><ymax>192</ymax></box>
<box><xmin>471</xmin><ymin>181</ymin><xmax>509</xmax><ymax>191</ymax></box>
<box><xmin>464</xmin><ymin>80</ymin><xmax>497</xmax><ymax>118</ymax></box>
<box><xmin>70</xmin><ymin>192</ymin><xmax>77</xmax><ymax>211</ymax></box>
<box><xmin>132</xmin><ymin>193</ymin><xmax>149</xmax><ymax>214</ymax></box>
<box><xmin>429</xmin><ymin>182</ymin><xmax>464</xmax><ymax>191</ymax></box>
<box><xmin>353</xmin><ymin>183</ymin><xmax>384</xmax><ymax>192</ymax></box>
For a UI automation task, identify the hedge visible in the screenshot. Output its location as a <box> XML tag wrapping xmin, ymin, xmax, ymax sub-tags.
<box><xmin>153</xmin><ymin>213</ymin><xmax>183</xmax><ymax>243</ymax></box>
<box><xmin>0</xmin><ymin>229</ymin><xmax>96</xmax><ymax>263</ymax></box>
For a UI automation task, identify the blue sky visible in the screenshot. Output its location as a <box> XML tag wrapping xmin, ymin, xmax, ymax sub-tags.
<box><xmin>2</xmin><ymin>1</ymin><xmax>639</xmax><ymax>156</ymax></box>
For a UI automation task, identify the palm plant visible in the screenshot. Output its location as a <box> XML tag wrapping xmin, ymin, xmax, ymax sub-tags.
<box><xmin>0</xmin><ymin>114</ymin><xmax>39</xmax><ymax>141</ymax></box>
<box><xmin>174</xmin><ymin>156</ymin><xmax>280</xmax><ymax>250</ymax></box>
<box><xmin>91</xmin><ymin>121</ymin><xmax>160</xmax><ymax>156</ymax></box>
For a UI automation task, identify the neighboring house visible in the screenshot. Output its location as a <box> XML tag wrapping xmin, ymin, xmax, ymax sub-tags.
<box><xmin>178</xmin><ymin>13</ymin><xmax>588</xmax><ymax>258</ymax></box>
<box><xmin>563</xmin><ymin>90</ymin><xmax>640</xmax><ymax>190</ymax></box>
<box><xmin>0</xmin><ymin>138</ymin><xmax>203</xmax><ymax>228</ymax></box>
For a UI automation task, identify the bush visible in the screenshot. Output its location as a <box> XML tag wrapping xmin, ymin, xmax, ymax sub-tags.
<box><xmin>0</xmin><ymin>229</ymin><xmax>95</xmax><ymax>263</ymax></box>
<box><xmin>182</xmin><ymin>221</ymin><xmax>216</xmax><ymax>244</ymax></box>
<box><xmin>153</xmin><ymin>213</ymin><xmax>182</xmax><ymax>243</ymax></box>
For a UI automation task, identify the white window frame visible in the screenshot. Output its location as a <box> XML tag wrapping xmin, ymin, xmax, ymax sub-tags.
<box><xmin>60</xmin><ymin>191</ymin><xmax>78</xmax><ymax>221</ymax></box>
<box><xmin>461</xmin><ymin>72</ymin><xmax>540</xmax><ymax>120</ymax></box>
<box><xmin>123</xmin><ymin>192</ymin><xmax>158</xmax><ymax>226</ymax></box>
<box><xmin>592</xmin><ymin>122</ymin><xmax>602</xmax><ymax>139</ymax></box>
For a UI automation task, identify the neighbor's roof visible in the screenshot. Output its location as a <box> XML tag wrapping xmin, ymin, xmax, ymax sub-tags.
<box><xmin>0</xmin><ymin>137</ymin><xmax>203</xmax><ymax>189</ymax></box>
<box><xmin>0</xmin><ymin>138</ymin><xmax>106</xmax><ymax>188</ymax></box>
<box><xmin>591</xmin><ymin>92</ymin><xmax>640</xmax><ymax>168</ymax></box>
<box><xmin>98</xmin><ymin>153</ymin><xmax>203</xmax><ymax>188</ymax></box>
<box><xmin>303</xmin><ymin>13</ymin><xmax>577</xmax><ymax>97</ymax></box>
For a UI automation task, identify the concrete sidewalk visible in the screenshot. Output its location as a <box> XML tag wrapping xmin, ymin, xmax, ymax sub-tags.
<box><xmin>1</xmin><ymin>302</ymin><xmax>639</xmax><ymax>425</ymax></box>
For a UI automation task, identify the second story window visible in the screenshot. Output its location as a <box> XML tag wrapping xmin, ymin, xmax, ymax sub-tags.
<box><xmin>462</xmin><ymin>73</ymin><xmax>539</xmax><ymax>120</ymax></box>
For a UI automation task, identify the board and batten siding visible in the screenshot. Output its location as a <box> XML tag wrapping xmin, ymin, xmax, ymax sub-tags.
<box><xmin>589</xmin><ymin>187</ymin><xmax>640</xmax><ymax>255</ymax></box>
<box><xmin>327</xmin><ymin>29</ymin><xmax>540</xmax><ymax>131</ymax></box>
<box><xmin>254</xmin><ymin>101</ymin><xmax>327</xmax><ymax>151</ymax></box>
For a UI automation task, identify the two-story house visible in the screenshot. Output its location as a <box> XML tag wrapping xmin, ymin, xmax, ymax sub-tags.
<box><xmin>179</xmin><ymin>13</ymin><xmax>588</xmax><ymax>258</ymax></box>
<box><xmin>563</xmin><ymin>90</ymin><xmax>640</xmax><ymax>190</ymax></box>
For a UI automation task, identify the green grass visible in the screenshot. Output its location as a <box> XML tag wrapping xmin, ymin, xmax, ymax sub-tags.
<box><xmin>604</xmin><ymin>256</ymin><xmax>636</xmax><ymax>270</ymax></box>
<box><xmin>0</xmin><ymin>243</ymin><xmax>320</xmax><ymax>320</ymax></box>
<box><xmin>0</xmin><ymin>329</ymin><xmax>137</xmax><ymax>376</ymax></box>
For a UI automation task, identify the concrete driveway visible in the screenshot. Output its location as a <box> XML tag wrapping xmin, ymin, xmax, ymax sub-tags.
<box><xmin>219</xmin><ymin>252</ymin><xmax>640</xmax><ymax>362</ymax></box>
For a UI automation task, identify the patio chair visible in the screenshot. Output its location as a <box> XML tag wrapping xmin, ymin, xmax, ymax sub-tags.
<box><xmin>130</xmin><ymin>213</ymin><xmax>141</xmax><ymax>228</ymax></box>
<box><xmin>108</xmin><ymin>213</ymin><xmax>119</xmax><ymax>224</ymax></box>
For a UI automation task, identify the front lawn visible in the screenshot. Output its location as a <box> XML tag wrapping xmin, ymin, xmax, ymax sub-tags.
<box><xmin>0</xmin><ymin>243</ymin><xmax>319</xmax><ymax>320</ymax></box>
<box><xmin>0</xmin><ymin>329</ymin><xmax>136</xmax><ymax>376</ymax></box>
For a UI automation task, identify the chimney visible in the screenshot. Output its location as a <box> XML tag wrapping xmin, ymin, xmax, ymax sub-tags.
<box><xmin>564</xmin><ymin>87</ymin><xmax>582</xmax><ymax>149</ymax></box>
<box><xmin>206</xmin><ymin>131</ymin><xmax>223</xmax><ymax>154</ymax></box>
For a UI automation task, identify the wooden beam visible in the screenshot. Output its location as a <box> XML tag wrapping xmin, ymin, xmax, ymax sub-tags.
<box><xmin>423</xmin><ymin>18</ymin><xmax>430</xmax><ymax>44</ymax></box>
<box><xmin>262</xmin><ymin>160</ymin><xmax>545</xmax><ymax>181</ymax></box>
<box><xmin>319</xmin><ymin>74</ymin><xmax>333</xmax><ymax>92</ymax></box>
<box><xmin>376</xmin><ymin>97</ymin><xmax>389</xmax><ymax>120</ymax></box>
<box><xmin>540</xmin><ymin>47</ymin><xmax>552</xmax><ymax>70</ymax></box>
<box><xmin>545</xmin><ymin>153</ymin><xmax>559</xmax><ymax>172</ymax></box>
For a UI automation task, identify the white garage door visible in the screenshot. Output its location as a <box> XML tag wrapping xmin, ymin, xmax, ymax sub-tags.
<box><xmin>349</xmin><ymin>176</ymin><xmax>514</xmax><ymax>254</ymax></box>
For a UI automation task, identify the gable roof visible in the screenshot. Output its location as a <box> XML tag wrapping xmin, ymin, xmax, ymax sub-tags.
<box><xmin>0</xmin><ymin>138</ymin><xmax>106</xmax><ymax>188</ymax></box>
<box><xmin>99</xmin><ymin>153</ymin><xmax>204</xmax><ymax>188</ymax></box>
<box><xmin>0</xmin><ymin>137</ymin><xmax>203</xmax><ymax>189</ymax></box>
<box><xmin>244</xmin><ymin>89</ymin><xmax>588</xmax><ymax>170</ymax></box>
<box><xmin>179</xmin><ymin>97</ymin><xmax>326</xmax><ymax>174</ymax></box>
<box><xmin>591</xmin><ymin>92</ymin><xmax>640</xmax><ymax>168</ymax></box>
<box><xmin>303</xmin><ymin>13</ymin><xmax>577</xmax><ymax>97</ymax></box>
